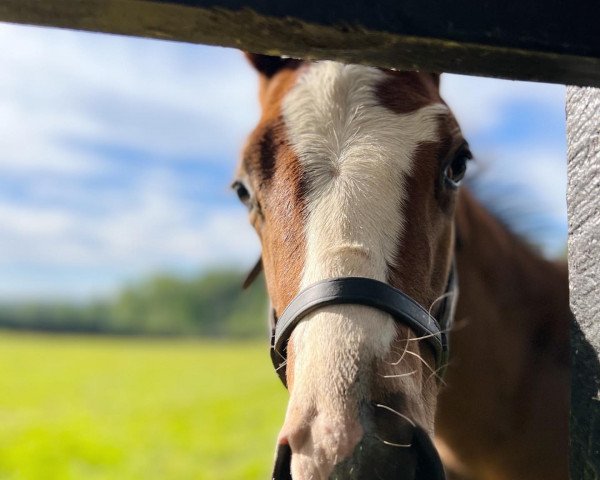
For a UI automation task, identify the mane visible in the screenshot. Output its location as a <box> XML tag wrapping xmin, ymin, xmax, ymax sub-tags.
<box><xmin>464</xmin><ymin>166</ymin><xmax>567</xmax><ymax>259</ymax></box>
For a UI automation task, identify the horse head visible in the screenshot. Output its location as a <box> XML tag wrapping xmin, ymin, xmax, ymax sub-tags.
<box><xmin>234</xmin><ymin>54</ymin><xmax>471</xmax><ymax>479</ymax></box>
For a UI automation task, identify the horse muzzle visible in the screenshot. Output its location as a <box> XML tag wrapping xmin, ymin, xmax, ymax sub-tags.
<box><xmin>271</xmin><ymin>415</ymin><xmax>446</xmax><ymax>480</ymax></box>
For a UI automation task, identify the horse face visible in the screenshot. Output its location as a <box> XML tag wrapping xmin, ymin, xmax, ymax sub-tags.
<box><xmin>235</xmin><ymin>55</ymin><xmax>468</xmax><ymax>479</ymax></box>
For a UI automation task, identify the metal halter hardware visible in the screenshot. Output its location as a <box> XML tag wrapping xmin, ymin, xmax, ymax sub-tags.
<box><xmin>269</xmin><ymin>263</ymin><xmax>458</xmax><ymax>387</ymax></box>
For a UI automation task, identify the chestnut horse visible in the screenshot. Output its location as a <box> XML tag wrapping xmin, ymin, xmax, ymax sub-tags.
<box><xmin>233</xmin><ymin>54</ymin><xmax>570</xmax><ymax>480</ymax></box>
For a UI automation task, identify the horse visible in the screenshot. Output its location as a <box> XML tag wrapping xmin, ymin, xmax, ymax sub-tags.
<box><xmin>233</xmin><ymin>54</ymin><xmax>570</xmax><ymax>480</ymax></box>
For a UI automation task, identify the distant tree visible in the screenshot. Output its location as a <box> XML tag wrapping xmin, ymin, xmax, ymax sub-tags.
<box><xmin>0</xmin><ymin>270</ymin><xmax>269</xmax><ymax>338</ymax></box>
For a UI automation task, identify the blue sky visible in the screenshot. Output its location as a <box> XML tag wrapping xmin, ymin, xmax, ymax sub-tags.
<box><xmin>0</xmin><ymin>23</ymin><xmax>567</xmax><ymax>301</ymax></box>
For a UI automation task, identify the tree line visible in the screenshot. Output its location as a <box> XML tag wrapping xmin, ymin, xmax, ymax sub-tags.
<box><xmin>0</xmin><ymin>270</ymin><xmax>269</xmax><ymax>338</ymax></box>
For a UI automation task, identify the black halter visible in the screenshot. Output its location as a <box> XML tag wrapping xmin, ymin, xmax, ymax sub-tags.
<box><xmin>269</xmin><ymin>263</ymin><xmax>458</xmax><ymax>387</ymax></box>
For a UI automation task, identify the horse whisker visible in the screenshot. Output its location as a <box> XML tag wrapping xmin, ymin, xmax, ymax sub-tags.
<box><xmin>386</xmin><ymin>331</ymin><xmax>412</xmax><ymax>366</ymax></box>
<box><xmin>402</xmin><ymin>349</ymin><xmax>447</xmax><ymax>385</ymax></box>
<box><xmin>275</xmin><ymin>360</ymin><xmax>287</xmax><ymax>372</ymax></box>
<box><xmin>375</xmin><ymin>404</ymin><xmax>416</xmax><ymax>427</ymax></box>
<box><xmin>426</xmin><ymin>363</ymin><xmax>450</xmax><ymax>384</ymax></box>
<box><xmin>386</xmin><ymin>333</ymin><xmax>448</xmax><ymax>384</ymax></box>
<box><xmin>402</xmin><ymin>349</ymin><xmax>431</xmax><ymax>370</ymax></box>
<box><xmin>378</xmin><ymin>370</ymin><xmax>417</xmax><ymax>379</ymax></box>
<box><xmin>374</xmin><ymin>434</ymin><xmax>412</xmax><ymax>448</ymax></box>
<box><xmin>428</xmin><ymin>291</ymin><xmax>454</xmax><ymax>316</ymax></box>
<box><xmin>404</xmin><ymin>327</ymin><xmax>453</xmax><ymax>342</ymax></box>
<box><xmin>387</xmin><ymin>346</ymin><xmax>410</xmax><ymax>366</ymax></box>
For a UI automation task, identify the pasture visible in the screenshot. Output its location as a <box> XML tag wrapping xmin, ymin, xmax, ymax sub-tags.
<box><xmin>0</xmin><ymin>333</ymin><xmax>287</xmax><ymax>480</ymax></box>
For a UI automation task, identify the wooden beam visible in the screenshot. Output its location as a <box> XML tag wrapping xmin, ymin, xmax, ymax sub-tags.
<box><xmin>0</xmin><ymin>0</ymin><xmax>599</xmax><ymax>86</ymax></box>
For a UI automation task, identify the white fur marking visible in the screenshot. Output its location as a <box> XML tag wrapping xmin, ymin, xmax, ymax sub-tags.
<box><xmin>280</xmin><ymin>63</ymin><xmax>446</xmax><ymax>475</ymax></box>
<box><xmin>284</xmin><ymin>63</ymin><xmax>446</xmax><ymax>287</ymax></box>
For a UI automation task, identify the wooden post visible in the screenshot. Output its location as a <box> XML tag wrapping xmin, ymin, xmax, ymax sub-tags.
<box><xmin>567</xmin><ymin>86</ymin><xmax>600</xmax><ymax>478</ymax></box>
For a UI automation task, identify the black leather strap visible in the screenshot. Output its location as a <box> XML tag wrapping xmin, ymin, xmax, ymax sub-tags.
<box><xmin>270</xmin><ymin>276</ymin><xmax>453</xmax><ymax>386</ymax></box>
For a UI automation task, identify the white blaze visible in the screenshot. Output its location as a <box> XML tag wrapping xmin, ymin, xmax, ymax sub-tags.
<box><xmin>280</xmin><ymin>62</ymin><xmax>446</xmax><ymax>476</ymax></box>
<box><xmin>283</xmin><ymin>63</ymin><xmax>445</xmax><ymax>287</ymax></box>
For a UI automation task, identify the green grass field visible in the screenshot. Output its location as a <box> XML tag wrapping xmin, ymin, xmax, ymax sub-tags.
<box><xmin>0</xmin><ymin>333</ymin><xmax>287</xmax><ymax>480</ymax></box>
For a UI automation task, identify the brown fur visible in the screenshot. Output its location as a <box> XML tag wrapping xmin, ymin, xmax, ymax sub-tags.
<box><xmin>378</xmin><ymin>69</ymin><xmax>460</xmax><ymax>311</ymax></box>
<box><xmin>238</xmin><ymin>67</ymin><xmax>306</xmax><ymax>316</ymax></box>
<box><xmin>377</xmin><ymin>71</ymin><xmax>442</xmax><ymax>115</ymax></box>
<box><xmin>436</xmin><ymin>190</ymin><xmax>570</xmax><ymax>480</ymax></box>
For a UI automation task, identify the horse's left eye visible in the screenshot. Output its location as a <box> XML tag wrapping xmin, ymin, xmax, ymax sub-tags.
<box><xmin>231</xmin><ymin>180</ymin><xmax>252</xmax><ymax>206</ymax></box>
<box><xmin>444</xmin><ymin>151</ymin><xmax>471</xmax><ymax>188</ymax></box>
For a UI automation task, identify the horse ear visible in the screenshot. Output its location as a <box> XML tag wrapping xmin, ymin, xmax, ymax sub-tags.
<box><xmin>245</xmin><ymin>52</ymin><xmax>301</xmax><ymax>78</ymax></box>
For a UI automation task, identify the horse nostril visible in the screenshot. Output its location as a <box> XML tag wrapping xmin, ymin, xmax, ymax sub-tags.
<box><xmin>271</xmin><ymin>444</ymin><xmax>293</xmax><ymax>480</ymax></box>
<box><xmin>278</xmin><ymin>423</ymin><xmax>310</xmax><ymax>453</ymax></box>
<box><xmin>276</xmin><ymin>412</ymin><xmax>365</xmax><ymax>479</ymax></box>
<box><xmin>412</xmin><ymin>426</ymin><xmax>447</xmax><ymax>480</ymax></box>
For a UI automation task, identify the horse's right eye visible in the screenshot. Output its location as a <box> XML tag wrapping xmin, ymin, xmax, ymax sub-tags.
<box><xmin>231</xmin><ymin>180</ymin><xmax>251</xmax><ymax>206</ymax></box>
<box><xmin>444</xmin><ymin>148</ymin><xmax>472</xmax><ymax>189</ymax></box>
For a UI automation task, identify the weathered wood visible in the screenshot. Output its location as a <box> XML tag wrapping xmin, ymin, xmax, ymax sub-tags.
<box><xmin>567</xmin><ymin>86</ymin><xmax>600</xmax><ymax>479</ymax></box>
<box><xmin>0</xmin><ymin>0</ymin><xmax>599</xmax><ymax>87</ymax></box>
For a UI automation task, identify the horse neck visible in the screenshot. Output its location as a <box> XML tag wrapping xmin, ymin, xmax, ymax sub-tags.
<box><xmin>453</xmin><ymin>188</ymin><xmax>571</xmax><ymax>354</ymax></box>
<box><xmin>435</xmin><ymin>189</ymin><xmax>571</xmax><ymax>478</ymax></box>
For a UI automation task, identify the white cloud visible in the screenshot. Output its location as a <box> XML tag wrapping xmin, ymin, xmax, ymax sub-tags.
<box><xmin>0</xmin><ymin>23</ymin><xmax>261</xmax><ymax>177</ymax></box>
<box><xmin>0</xmin><ymin>203</ymin><xmax>73</xmax><ymax>236</ymax></box>
<box><xmin>441</xmin><ymin>74</ymin><xmax>565</xmax><ymax>137</ymax></box>
<box><xmin>0</xmin><ymin>170</ymin><xmax>259</xmax><ymax>271</ymax></box>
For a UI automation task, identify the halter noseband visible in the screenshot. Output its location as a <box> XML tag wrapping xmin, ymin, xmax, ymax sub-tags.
<box><xmin>269</xmin><ymin>263</ymin><xmax>458</xmax><ymax>387</ymax></box>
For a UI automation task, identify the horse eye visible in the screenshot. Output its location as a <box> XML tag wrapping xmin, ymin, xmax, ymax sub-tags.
<box><xmin>444</xmin><ymin>152</ymin><xmax>471</xmax><ymax>188</ymax></box>
<box><xmin>231</xmin><ymin>180</ymin><xmax>251</xmax><ymax>206</ymax></box>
